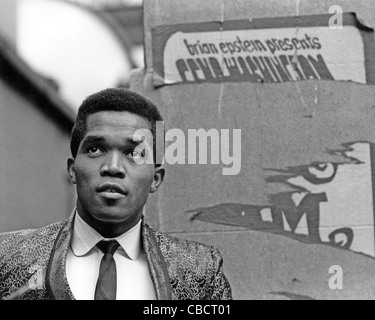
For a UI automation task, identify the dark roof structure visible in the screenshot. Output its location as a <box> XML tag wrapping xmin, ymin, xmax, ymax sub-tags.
<box><xmin>0</xmin><ymin>36</ymin><xmax>75</xmax><ymax>131</ymax></box>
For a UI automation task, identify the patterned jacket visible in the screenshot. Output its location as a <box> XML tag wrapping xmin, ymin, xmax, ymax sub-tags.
<box><xmin>0</xmin><ymin>213</ymin><xmax>232</xmax><ymax>300</ymax></box>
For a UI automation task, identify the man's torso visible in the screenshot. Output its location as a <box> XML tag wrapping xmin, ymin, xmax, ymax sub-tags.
<box><xmin>0</xmin><ymin>217</ymin><xmax>232</xmax><ymax>300</ymax></box>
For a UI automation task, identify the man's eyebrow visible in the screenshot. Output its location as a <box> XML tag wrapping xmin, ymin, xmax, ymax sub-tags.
<box><xmin>81</xmin><ymin>135</ymin><xmax>142</xmax><ymax>147</ymax></box>
<box><xmin>81</xmin><ymin>136</ymin><xmax>105</xmax><ymax>146</ymax></box>
<box><xmin>127</xmin><ymin>137</ymin><xmax>142</xmax><ymax>147</ymax></box>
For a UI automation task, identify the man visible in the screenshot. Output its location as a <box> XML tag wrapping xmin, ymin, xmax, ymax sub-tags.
<box><xmin>0</xmin><ymin>88</ymin><xmax>232</xmax><ymax>300</ymax></box>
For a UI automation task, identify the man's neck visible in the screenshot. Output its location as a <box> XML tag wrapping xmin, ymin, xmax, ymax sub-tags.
<box><xmin>76</xmin><ymin>209</ymin><xmax>142</xmax><ymax>239</ymax></box>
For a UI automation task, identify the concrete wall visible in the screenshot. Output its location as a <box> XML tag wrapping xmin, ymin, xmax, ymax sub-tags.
<box><xmin>0</xmin><ymin>79</ymin><xmax>75</xmax><ymax>233</ymax></box>
<box><xmin>132</xmin><ymin>0</ymin><xmax>375</xmax><ymax>299</ymax></box>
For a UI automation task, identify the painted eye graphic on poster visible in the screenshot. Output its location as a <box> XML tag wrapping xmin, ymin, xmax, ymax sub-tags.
<box><xmin>187</xmin><ymin>142</ymin><xmax>375</xmax><ymax>258</ymax></box>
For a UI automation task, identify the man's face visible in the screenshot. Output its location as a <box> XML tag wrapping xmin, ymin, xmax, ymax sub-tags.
<box><xmin>67</xmin><ymin>111</ymin><xmax>164</xmax><ymax>237</ymax></box>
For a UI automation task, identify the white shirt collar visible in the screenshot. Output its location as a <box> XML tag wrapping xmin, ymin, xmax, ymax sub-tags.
<box><xmin>71</xmin><ymin>210</ymin><xmax>142</xmax><ymax>260</ymax></box>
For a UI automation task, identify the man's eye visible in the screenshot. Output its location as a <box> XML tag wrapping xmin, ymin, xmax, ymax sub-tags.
<box><xmin>88</xmin><ymin>147</ymin><xmax>103</xmax><ymax>155</ymax></box>
<box><xmin>129</xmin><ymin>149</ymin><xmax>145</xmax><ymax>159</ymax></box>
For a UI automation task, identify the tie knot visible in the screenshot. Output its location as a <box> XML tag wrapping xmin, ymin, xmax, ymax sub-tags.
<box><xmin>96</xmin><ymin>240</ymin><xmax>120</xmax><ymax>255</ymax></box>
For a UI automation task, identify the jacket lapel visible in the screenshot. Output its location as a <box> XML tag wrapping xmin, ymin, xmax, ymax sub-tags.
<box><xmin>45</xmin><ymin>212</ymin><xmax>75</xmax><ymax>300</ymax></box>
<box><xmin>142</xmin><ymin>222</ymin><xmax>172</xmax><ymax>300</ymax></box>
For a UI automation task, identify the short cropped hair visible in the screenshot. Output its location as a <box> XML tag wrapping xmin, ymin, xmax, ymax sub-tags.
<box><xmin>70</xmin><ymin>88</ymin><xmax>163</xmax><ymax>162</ymax></box>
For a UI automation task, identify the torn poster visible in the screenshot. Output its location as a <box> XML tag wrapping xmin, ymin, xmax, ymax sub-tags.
<box><xmin>152</xmin><ymin>13</ymin><xmax>375</xmax><ymax>87</ymax></box>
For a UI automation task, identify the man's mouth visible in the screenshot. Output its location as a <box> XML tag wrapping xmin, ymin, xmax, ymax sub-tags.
<box><xmin>97</xmin><ymin>184</ymin><xmax>127</xmax><ymax>200</ymax></box>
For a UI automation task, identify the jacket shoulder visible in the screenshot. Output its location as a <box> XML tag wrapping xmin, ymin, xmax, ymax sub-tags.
<box><xmin>0</xmin><ymin>221</ymin><xmax>66</xmax><ymax>263</ymax></box>
<box><xmin>145</xmin><ymin>224</ymin><xmax>232</xmax><ymax>300</ymax></box>
<box><xmin>146</xmin><ymin>224</ymin><xmax>218</xmax><ymax>258</ymax></box>
<box><xmin>0</xmin><ymin>220</ymin><xmax>66</xmax><ymax>243</ymax></box>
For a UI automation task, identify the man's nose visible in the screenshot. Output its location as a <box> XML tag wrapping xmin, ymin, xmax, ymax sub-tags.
<box><xmin>100</xmin><ymin>152</ymin><xmax>125</xmax><ymax>178</ymax></box>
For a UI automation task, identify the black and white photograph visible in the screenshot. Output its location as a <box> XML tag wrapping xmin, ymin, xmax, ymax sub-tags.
<box><xmin>1</xmin><ymin>0</ymin><xmax>374</xmax><ymax>305</ymax></box>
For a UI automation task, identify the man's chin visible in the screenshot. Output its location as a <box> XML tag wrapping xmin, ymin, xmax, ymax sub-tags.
<box><xmin>94</xmin><ymin>209</ymin><xmax>129</xmax><ymax>223</ymax></box>
<box><xmin>94</xmin><ymin>206</ymin><xmax>142</xmax><ymax>224</ymax></box>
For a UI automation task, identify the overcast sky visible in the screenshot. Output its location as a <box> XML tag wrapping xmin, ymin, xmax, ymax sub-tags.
<box><xmin>17</xmin><ymin>0</ymin><xmax>140</xmax><ymax>112</ymax></box>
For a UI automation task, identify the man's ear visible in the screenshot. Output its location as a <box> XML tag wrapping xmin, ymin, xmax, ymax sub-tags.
<box><xmin>150</xmin><ymin>166</ymin><xmax>165</xmax><ymax>193</ymax></box>
<box><xmin>67</xmin><ymin>158</ymin><xmax>77</xmax><ymax>184</ymax></box>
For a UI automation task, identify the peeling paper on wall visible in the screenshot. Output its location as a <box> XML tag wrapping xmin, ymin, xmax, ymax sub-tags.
<box><xmin>354</xmin><ymin>12</ymin><xmax>374</xmax><ymax>30</ymax></box>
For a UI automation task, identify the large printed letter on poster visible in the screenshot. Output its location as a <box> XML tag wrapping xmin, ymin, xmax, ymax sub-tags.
<box><xmin>152</xmin><ymin>13</ymin><xmax>375</xmax><ymax>87</ymax></box>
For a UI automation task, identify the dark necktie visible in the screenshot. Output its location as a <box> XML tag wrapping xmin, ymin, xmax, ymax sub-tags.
<box><xmin>94</xmin><ymin>240</ymin><xmax>120</xmax><ymax>300</ymax></box>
